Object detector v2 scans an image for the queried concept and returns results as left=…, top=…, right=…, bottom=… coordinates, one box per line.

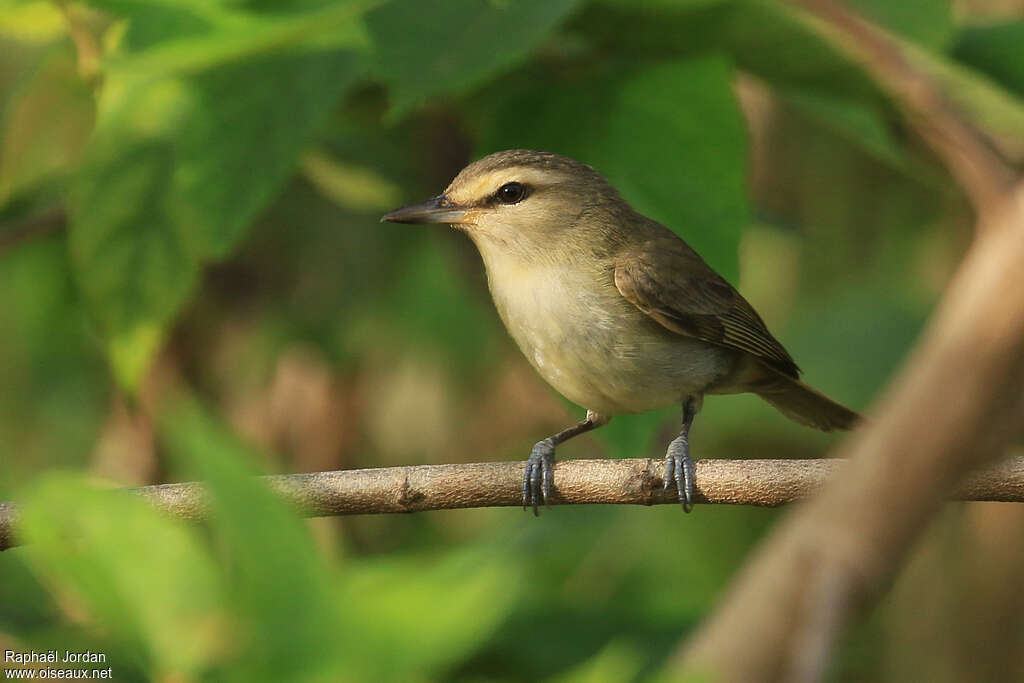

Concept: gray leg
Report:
left=664, top=396, right=701, bottom=512
left=524, top=410, right=610, bottom=516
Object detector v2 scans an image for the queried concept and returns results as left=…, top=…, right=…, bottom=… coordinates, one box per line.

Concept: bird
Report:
left=381, top=150, right=859, bottom=514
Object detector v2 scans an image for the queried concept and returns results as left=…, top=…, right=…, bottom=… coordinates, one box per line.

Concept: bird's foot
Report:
left=523, top=438, right=555, bottom=516
left=664, top=435, right=695, bottom=513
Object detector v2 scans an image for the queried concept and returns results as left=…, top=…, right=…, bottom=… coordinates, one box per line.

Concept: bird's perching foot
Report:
left=664, top=395, right=701, bottom=512
left=523, top=438, right=555, bottom=516
left=522, top=412, right=609, bottom=517
left=664, top=435, right=695, bottom=512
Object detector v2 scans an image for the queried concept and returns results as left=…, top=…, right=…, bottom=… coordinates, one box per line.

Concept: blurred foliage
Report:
left=1, top=0, right=1023, bottom=681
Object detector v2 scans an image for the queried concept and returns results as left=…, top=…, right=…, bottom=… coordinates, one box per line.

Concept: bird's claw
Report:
left=523, top=438, right=555, bottom=516
left=664, top=435, right=695, bottom=513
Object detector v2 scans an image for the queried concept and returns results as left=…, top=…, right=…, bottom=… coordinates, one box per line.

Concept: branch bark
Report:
left=2, top=457, right=1023, bottom=552
left=672, top=3, right=1024, bottom=679
left=676, top=205, right=1024, bottom=678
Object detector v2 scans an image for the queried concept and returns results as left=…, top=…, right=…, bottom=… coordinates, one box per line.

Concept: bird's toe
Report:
left=523, top=438, right=555, bottom=516
left=665, top=436, right=696, bottom=513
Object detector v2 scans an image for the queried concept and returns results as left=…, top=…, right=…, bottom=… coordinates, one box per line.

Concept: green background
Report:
left=1, top=0, right=1022, bottom=680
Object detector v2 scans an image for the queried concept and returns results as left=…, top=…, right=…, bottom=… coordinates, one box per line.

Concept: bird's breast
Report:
left=479, top=255, right=734, bottom=414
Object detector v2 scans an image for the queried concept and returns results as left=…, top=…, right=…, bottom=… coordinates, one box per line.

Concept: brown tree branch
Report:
left=668, top=2, right=1024, bottom=678
left=678, top=60, right=1024, bottom=683
left=2, top=456, right=1022, bottom=552
left=676, top=190, right=1024, bottom=680
left=798, top=0, right=1019, bottom=224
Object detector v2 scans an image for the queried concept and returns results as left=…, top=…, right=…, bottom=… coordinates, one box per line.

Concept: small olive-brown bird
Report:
left=382, top=150, right=858, bottom=514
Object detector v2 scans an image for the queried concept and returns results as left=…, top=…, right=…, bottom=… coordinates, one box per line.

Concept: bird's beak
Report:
left=380, top=195, right=471, bottom=225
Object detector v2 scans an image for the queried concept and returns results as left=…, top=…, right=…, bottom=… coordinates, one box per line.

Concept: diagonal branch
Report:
left=673, top=3, right=1024, bottom=678
left=798, top=0, right=1019, bottom=224
left=676, top=186, right=1024, bottom=681
left=2, top=456, right=1022, bottom=552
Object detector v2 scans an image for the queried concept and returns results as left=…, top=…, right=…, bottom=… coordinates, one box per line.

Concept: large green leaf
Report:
left=572, top=1, right=916, bottom=176
left=574, top=0, right=915, bottom=183
left=82, top=0, right=368, bottom=56
left=366, top=0, right=583, bottom=115
left=0, top=238, right=109, bottom=491
left=577, top=0, right=1024, bottom=179
left=159, top=397, right=523, bottom=681
left=159, top=398, right=347, bottom=682
left=775, top=89, right=909, bottom=172
left=100, top=2, right=373, bottom=81
left=17, top=473, right=226, bottom=678
left=580, top=0, right=888, bottom=105
left=68, top=5, right=371, bottom=391
left=0, top=45, right=93, bottom=208
left=479, top=56, right=749, bottom=280
left=952, top=21, right=1024, bottom=99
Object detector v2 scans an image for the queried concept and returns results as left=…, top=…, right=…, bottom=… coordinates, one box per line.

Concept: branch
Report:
left=799, top=0, right=1019, bottom=223
left=667, top=1, right=1024, bottom=676
left=675, top=185, right=1024, bottom=682
left=2, top=457, right=1023, bottom=551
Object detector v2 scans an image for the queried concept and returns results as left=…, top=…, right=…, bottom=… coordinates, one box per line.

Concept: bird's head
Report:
left=381, top=150, right=628, bottom=260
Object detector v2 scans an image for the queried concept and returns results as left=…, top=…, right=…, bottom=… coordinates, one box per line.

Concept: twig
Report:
left=2, top=457, right=1022, bottom=551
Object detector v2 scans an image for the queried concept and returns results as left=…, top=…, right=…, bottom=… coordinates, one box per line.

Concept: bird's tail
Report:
left=750, top=369, right=860, bottom=432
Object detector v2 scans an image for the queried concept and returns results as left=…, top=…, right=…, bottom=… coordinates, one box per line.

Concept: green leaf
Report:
left=577, top=0, right=1024, bottom=177
left=576, top=0, right=903, bottom=175
left=69, top=31, right=366, bottom=391
left=0, top=2, right=67, bottom=44
left=778, top=89, right=907, bottom=170
left=953, top=21, right=1024, bottom=99
left=581, top=0, right=888, bottom=105
left=0, top=238, right=109, bottom=491
left=844, top=0, right=953, bottom=50
left=83, top=0, right=374, bottom=57
left=17, top=473, right=226, bottom=678
left=551, top=640, right=646, bottom=683
left=86, top=0, right=218, bottom=51
left=69, top=131, right=197, bottom=391
left=159, top=398, right=347, bottom=682
left=160, top=397, right=524, bottom=680
left=338, top=550, right=523, bottom=679
left=366, top=0, right=583, bottom=115
left=480, top=56, right=749, bottom=280
left=101, top=2, right=374, bottom=81
left=0, top=46, right=94, bottom=207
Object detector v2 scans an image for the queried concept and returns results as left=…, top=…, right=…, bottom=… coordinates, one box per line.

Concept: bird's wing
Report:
left=614, top=238, right=800, bottom=378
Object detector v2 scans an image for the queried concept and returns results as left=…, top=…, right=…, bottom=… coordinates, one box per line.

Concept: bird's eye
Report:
left=496, top=182, right=526, bottom=204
